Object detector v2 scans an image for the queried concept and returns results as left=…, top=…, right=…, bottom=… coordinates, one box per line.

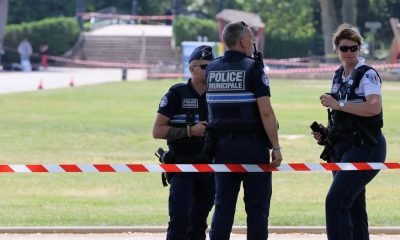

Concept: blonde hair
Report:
left=332, top=23, right=363, bottom=49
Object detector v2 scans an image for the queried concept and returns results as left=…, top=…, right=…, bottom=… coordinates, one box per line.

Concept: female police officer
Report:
left=313, top=24, right=386, bottom=240
left=153, top=45, right=215, bottom=240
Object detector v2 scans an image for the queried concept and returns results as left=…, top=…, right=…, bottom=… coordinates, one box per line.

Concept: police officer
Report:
left=152, top=45, right=215, bottom=240
left=206, top=21, right=282, bottom=240
left=313, top=24, right=386, bottom=240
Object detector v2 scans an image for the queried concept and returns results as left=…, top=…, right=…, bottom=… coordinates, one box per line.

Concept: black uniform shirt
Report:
left=157, top=79, right=206, bottom=154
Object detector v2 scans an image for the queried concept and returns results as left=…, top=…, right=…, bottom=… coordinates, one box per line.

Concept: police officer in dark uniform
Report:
left=152, top=45, right=215, bottom=240
left=206, top=21, right=282, bottom=240
left=313, top=24, right=386, bottom=240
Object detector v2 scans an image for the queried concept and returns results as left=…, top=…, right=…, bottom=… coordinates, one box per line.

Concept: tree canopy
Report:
left=5, top=0, right=400, bottom=57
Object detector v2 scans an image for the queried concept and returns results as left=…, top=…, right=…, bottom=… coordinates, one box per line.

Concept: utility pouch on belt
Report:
left=155, top=148, right=174, bottom=187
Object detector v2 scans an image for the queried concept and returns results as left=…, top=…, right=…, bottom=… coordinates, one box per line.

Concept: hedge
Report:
left=3, top=17, right=79, bottom=63
left=173, top=16, right=219, bottom=48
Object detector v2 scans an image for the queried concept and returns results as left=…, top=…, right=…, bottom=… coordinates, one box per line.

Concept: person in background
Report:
left=17, top=38, right=33, bottom=72
left=40, top=44, right=49, bottom=70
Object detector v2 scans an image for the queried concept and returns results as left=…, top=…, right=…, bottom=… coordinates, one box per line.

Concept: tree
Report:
left=0, top=0, right=8, bottom=57
left=341, top=0, right=357, bottom=25
left=319, top=0, right=339, bottom=55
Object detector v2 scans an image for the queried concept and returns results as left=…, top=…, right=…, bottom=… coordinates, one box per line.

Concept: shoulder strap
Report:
left=349, top=65, right=380, bottom=91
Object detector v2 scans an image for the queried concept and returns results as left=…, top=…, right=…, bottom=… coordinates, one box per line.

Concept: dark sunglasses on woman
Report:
left=339, top=45, right=359, bottom=52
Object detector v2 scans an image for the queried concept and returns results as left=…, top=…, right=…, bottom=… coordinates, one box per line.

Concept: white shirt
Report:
left=341, top=57, right=382, bottom=97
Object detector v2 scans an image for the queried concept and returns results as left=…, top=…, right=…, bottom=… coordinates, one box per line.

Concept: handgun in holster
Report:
left=155, top=148, right=174, bottom=187
left=197, top=126, right=217, bottom=163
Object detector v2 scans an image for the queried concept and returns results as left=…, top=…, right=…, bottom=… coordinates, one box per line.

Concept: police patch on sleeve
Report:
left=365, top=73, right=380, bottom=85
left=159, top=95, right=168, bottom=108
left=262, top=74, right=270, bottom=87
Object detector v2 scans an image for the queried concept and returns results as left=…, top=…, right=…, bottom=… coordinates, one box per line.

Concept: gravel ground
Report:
left=1, top=233, right=400, bottom=240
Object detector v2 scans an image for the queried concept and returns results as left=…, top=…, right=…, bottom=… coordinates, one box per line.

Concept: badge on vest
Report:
left=182, top=98, right=198, bottom=108
left=262, top=73, right=269, bottom=87
left=207, top=70, right=246, bottom=91
left=331, top=84, right=340, bottom=93
left=366, top=73, right=379, bottom=85
left=159, top=96, right=168, bottom=108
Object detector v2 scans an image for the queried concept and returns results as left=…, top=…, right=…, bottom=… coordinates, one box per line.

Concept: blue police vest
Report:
left=205, top=55, right=263, bottom=132
left=167, top=82, right=205, bottom=155
left=330, top=65, right=383, bottom=134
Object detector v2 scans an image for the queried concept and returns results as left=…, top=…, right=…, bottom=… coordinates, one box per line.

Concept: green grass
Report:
left=0, top=79, right=399, bottom=226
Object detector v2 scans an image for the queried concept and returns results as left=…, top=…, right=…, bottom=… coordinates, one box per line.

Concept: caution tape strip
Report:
left=0, top=163, right=399, bottom=173
left=46, top=56, right=158, bottom=69
left=78, top=12, right=175, bottom=21
left=267, top=63, right=400, bottom=74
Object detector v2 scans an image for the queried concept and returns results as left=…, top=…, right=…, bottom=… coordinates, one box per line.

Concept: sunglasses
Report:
left=240, top=21, right=249, bottom=36
left=339, top=45, right=359, bottom=52
left=193, top=64, right=208, bottom=70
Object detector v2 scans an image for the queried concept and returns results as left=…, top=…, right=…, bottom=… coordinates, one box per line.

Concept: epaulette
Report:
left=169, top=82, right=186, bottom=91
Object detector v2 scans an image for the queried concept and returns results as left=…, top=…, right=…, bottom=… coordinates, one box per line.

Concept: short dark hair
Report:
left=332, top=23, right=363, bottom=48
left=222, top=21, right=247, bottom=48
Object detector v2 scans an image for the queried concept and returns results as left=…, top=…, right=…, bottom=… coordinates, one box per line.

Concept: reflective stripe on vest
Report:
left=170, top=114, right=200, bottom=124
left=206, top=92, right=256, bottom=103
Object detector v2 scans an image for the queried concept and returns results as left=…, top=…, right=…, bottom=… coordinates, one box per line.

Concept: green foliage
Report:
left=185, top=0, right=322, bottom=58
left=173, top=16, right=219, bottom=47
left=242, top=0, right=321, bottom=58
left=5, top=0, right=399, bottom=58
left=361, top=0, right=400, bottom=47
left=3, top=17, right=80, bottom=63
left=7, top=0, right=172, bottom=24
left=8, top=0, right=75, bottom=24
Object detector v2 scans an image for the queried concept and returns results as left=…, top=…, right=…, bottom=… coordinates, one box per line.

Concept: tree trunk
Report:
left=0, top=0, right=8, bottom=56
left=341, top=0, right=357, bottom=25
left=319, top=0, right=339, bottom=55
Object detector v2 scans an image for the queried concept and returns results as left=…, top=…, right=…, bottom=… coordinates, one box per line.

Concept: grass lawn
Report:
left=0, top=79, right=399, bottom=226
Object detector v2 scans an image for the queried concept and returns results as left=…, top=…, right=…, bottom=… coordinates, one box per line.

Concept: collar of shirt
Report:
left=222, top=50, right=247, bottom=62
left=187, top=78, right=202, bottom=98
left=342, top=57, right=366, bottom=82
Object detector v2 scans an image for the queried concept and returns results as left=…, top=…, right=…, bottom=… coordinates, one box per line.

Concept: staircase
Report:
left=67, top=25, right=178, bottom=66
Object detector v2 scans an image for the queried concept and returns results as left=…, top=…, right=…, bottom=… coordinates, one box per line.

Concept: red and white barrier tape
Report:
left=148, top=72, right=184, bottom=78
left=267, top=63, right=400, bottom=74
left=47, top=56, right=157, bottom=69
left=47, top=56, right=399, bottom=75
left=78, top=12, right=175, bottom=21
left=264, top=59, right=311, bottom=67
left=0, top=163, right=399, bottom=173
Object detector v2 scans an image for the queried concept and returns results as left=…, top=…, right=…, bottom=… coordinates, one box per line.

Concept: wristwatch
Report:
left=338, top=100, right=345, bottom=110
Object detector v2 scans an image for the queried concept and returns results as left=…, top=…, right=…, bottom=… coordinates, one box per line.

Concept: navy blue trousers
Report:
left=326, top=134, right=386, bottom=240
left=210, top=133, right=272, bottom=240
left=166, top=173, right=215, bottom=240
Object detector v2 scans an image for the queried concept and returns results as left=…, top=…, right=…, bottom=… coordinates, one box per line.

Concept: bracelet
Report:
left=272, top=146, right=281, bottom=151
left=186, top=125, right=192, bottom=137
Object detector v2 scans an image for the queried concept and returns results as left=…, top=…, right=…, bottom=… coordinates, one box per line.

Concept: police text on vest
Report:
left=207, top=71, right=246, bottom=91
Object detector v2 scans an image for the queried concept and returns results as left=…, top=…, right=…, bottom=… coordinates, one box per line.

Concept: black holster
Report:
left=197, top=126, right=217, bottom=163
left=320, top=145, right=333, bottom=162
left=155, top=148, right=175, bottom=187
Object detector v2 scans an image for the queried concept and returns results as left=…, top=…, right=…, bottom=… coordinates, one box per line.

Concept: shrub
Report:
left=3, top=17, right=80, bottom=63
left=173, top=16, right=218, bottom=48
